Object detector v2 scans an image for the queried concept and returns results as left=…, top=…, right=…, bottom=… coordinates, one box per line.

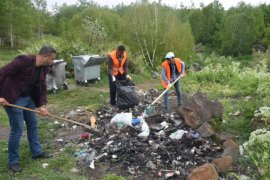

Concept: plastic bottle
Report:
left=90, top=116, right=97, bottom=128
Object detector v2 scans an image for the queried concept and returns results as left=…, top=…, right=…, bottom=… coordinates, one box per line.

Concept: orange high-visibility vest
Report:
left=162, top=58, right=184, bottom=88
left=108, top=50, right=127, bottom=76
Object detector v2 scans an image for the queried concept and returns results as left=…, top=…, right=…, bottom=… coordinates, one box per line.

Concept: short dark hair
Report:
left=39, top=45, right=56, bottom=55
left=117, top=45, right=125, bottom=51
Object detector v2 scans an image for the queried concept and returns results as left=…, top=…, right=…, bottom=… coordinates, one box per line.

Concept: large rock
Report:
left=212, top=156, right=233, bottom=172
left=215, top=132, right=236, bottom=142
left=197, top=122, right=216, bottom=138
left=188, top=163, right=219, bottom=180
left=178, top=93, right=223, bottom=129
left=222, top=139, right=240, bottom=163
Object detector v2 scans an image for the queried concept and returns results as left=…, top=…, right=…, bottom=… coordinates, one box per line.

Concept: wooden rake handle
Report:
left=150, top=75, right=182, bottom=106
left=6, top=103, right=92, bottom=130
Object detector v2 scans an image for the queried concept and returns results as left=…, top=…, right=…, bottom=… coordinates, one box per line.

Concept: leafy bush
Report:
left=19, top=36, right=92, bottom=72
left=253, top=106, right=270, bottom=129
left=252, top=50, right=270, bottom=72
left=189, top=53, right=270, bottom=97
left=243, top=129, right=270, bottom=178
left=190, top=54, right=239, bottom=84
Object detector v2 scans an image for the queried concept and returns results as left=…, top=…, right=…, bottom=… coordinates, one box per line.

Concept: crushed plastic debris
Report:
left=42, top=163, right=49, bottom=168
left=169, top=130, right=188, bottom=140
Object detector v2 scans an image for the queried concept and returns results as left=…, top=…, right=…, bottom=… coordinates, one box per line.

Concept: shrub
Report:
left=19, top=36, right=92, bottom=72
left=243, top=129, right=270, bottom=178
left=251, top=50, right=270, bottom=71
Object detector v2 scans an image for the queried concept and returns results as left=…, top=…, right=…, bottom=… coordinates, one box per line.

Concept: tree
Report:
left=65, top=6, right=122, bottom=46
left=82, top=16, right=107, bottom=49
left=0, top=0, right=42, bottom=48
left=122, top=2, right=194, bottom=70
left=189, top=0, right=224, bottom=48
left=260, top=4, right=270, bottom=47
left=218, top=4, right=264, bottom=55
left=32, top=0, right=47, bottom=39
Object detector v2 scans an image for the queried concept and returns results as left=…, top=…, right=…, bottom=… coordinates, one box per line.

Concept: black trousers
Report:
left=108, top=73, right=126, bottom=105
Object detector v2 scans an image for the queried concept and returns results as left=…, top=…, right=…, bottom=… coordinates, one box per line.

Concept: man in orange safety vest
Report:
left=162, top=52, right=185, bottom=111
left=108, top=45, right=131, bottom=105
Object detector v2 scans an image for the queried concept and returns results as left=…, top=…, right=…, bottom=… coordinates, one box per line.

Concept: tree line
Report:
left=0, top=0, right=269, bottom=69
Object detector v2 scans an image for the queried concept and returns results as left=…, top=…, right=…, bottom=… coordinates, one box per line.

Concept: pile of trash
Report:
left=68, top=90, right=235, bottom=179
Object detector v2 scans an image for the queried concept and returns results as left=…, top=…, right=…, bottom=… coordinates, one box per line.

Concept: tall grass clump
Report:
left=189, top=52, right=270, bottom=97
left=189, top=54, right=240, bottom=85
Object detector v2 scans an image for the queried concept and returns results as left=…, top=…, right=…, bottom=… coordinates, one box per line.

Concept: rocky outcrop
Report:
left=178, top=93, right=223, bottom=129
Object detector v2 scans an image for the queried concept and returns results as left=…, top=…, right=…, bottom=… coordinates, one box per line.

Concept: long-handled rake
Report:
left=6, top=103, right=93, bottom=130
left=143, top=75, right=182, bottom=116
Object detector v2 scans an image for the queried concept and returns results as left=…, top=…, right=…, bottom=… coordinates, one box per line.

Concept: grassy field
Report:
left=0, top=49, right=269, bottom=179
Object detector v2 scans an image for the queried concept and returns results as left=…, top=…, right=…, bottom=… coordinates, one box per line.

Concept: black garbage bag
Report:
left=116, top=80, right=139, bottom=109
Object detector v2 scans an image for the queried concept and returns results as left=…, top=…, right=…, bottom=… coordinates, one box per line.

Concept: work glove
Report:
left=167, top=83, right=172, bottom=88
left=179, top=74, right=184, bottom=78
left=112, top=76, right=116, bottom=82
left=126, top=74, right=132, bottom=80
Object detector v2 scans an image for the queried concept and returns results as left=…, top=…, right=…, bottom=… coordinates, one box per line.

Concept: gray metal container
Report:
left=46, top=59, right=67, bottom=93
left=72, top=55, right=107, bottom=84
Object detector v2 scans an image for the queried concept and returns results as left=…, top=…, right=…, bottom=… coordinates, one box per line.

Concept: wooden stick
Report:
left=148, top=75, right=182, bottom=107
left=6, top=103, right=93, bottom=130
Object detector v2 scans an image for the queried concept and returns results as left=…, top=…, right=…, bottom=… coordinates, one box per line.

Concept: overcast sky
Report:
left=46, top=0, right=270, bottom=11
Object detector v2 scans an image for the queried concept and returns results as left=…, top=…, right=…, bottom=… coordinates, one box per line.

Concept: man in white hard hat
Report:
left=161, top=52, right=185, bottom=111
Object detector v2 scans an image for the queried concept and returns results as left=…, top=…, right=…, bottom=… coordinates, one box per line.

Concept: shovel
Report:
left=143, top=75, right=182, bottom=116
left=6, top=103, right=93, bottom=130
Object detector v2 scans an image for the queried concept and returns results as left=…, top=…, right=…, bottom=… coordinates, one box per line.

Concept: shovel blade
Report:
left=144, top=105, right=155, bottom=116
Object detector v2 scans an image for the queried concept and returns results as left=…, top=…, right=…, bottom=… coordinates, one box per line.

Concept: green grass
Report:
left=0, top=48, right=19, bottom=66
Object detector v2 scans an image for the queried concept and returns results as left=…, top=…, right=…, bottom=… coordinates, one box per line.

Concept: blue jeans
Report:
left=163, top=80, right=182, bottom=110
left=5, top=97, right=43, bottom=165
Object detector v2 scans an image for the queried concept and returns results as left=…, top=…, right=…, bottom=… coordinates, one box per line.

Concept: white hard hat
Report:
left=165, top=52, right=174, bottom=59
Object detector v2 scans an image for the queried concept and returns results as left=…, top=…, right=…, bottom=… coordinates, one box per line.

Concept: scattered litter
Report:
left=189, top=128, right=200, bottom=139
left=72, top=125, right=77, bottom=129
left=110, top=112, right=133, bottom=126
left=74, top=148, right=96, bottom=169
left=70, top=167, right=79, bottom=173
left=89, top=161, right=95, bottom=169
left=169, top=130, right=188, bottom=140
left=137, top=118, right=150, bottom=138
left=164, top=170, right=180, bottom=179
left=42, top=163, right=49, bottom=168
left=51, top=88, right=247, bottom=179
left=81, top=133, right=90, bottom=139
left=90, top=116, right=97, bottom=128
left=95, top=153, right=108, bottom=161
left=111, top=113, right=150, bottom=138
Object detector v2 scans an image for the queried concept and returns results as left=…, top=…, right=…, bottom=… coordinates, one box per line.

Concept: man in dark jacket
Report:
left=0, top=45, right=56, bottom=173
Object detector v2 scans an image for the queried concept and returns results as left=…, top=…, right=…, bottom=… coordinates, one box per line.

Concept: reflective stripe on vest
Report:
left=108, top=50, right=127, bottom=76
left=162, top=58, right=182, bottom=88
